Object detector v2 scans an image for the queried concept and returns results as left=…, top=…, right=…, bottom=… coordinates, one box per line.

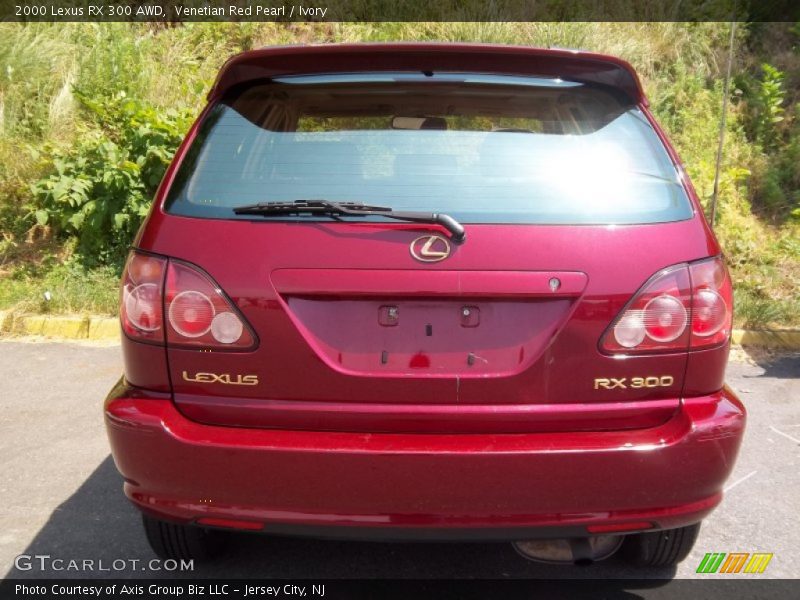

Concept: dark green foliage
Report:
left=30, top=94, right=191, bottom=269
left=736, top=62, right=800, bottom=222
left=752, top=63, right=786, bottom=150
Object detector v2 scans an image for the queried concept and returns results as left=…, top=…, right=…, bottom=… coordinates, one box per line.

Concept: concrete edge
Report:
left=0, top=310, right=119, bottom=341
left=730, top=329, right=800, bottom=350
left=0, top=310, right=799, bottom=349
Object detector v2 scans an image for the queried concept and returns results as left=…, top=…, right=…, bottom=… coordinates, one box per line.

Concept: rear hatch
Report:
left=143, top=46, right=708, bottom=433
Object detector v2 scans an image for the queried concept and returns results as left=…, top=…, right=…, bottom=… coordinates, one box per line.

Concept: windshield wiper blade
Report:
left=233, top=200, right=466, bottom=242
left=233, top=200, right=391, bottom=215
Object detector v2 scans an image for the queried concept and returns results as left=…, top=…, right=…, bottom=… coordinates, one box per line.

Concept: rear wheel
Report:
left=622, top=523, right=701, bottom=567
left=142, top=514, right=224, bottom=561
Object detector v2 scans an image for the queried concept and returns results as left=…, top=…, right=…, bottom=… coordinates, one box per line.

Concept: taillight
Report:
left=689, top=257, right=733, bottom=349
left=120, top=250, right=255, bottom=350
left=165, top=260, right=255, bottom=350
left=121, top=252, right=167, bottom=344
left=642, top=294, right=688, bottom=342
left=600, top=257, right=732, bottom=354
left=168, top=290, right=215, bottom=338
left=602, top=264, right=692, bottom=354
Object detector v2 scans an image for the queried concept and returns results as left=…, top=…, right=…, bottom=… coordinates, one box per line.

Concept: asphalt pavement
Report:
left=0, top=340, right=797, bottom=582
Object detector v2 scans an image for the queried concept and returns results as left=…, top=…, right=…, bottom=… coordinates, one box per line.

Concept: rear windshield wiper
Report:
left=232, top=200, right=466, bottom=242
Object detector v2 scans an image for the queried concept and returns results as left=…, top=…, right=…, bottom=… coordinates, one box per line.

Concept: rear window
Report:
left=165, top=73, right=693, bottom=224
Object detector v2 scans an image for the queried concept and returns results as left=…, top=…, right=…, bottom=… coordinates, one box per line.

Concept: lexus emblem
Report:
left=410, top=235, right=451, bottom=262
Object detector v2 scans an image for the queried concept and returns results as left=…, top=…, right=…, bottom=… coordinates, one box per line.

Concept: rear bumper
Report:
left=105, top=382, right=745, bottom=540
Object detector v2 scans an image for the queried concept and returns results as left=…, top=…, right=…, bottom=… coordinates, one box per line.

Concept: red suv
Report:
left=105, top=44, right=745, bottom=567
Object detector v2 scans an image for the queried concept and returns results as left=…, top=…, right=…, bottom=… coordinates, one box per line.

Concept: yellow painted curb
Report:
left=1, top=312, right=119, bottom=340
left=0, top=310, right=14, bottom=333
left=88, top=317, right=121, bottom=340
left=731, top=329, right=800, bottom=350
left=14, top=314, right=90, bottom=338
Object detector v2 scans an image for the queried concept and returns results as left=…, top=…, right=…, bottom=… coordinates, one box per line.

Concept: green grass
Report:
left=0, top=262, right=118, bottom=315
left=736, top=291, right=799, bottom=329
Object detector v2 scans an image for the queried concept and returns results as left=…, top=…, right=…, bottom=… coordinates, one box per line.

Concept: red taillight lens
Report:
left=601, top=257, right=733, bottom=354
left=643, top=294, right=688, bottom=342
left=689, top=257, right=733, bottom=349
left=692, top=289, right=726, bottom=336
left=165, top=260, right=255, bottom=350
left=125, top=284, right=162, bottom=332
left=168, top=290, right=215, bottom=338
left=120, top=252, right=167, bottom=343
left=602, top=264, right=692, bottom=354
left=120, top=251, right=256, bottom=350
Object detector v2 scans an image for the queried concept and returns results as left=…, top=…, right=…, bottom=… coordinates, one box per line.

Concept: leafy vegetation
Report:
left=0, top=22, right=798, bottom=327
left=30, top=93, right=191, bottom=267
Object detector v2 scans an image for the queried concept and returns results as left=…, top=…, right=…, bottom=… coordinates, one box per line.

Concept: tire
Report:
left=142, top=514, right=224, bottom=561
left=622, top=523, right=701, bottom=568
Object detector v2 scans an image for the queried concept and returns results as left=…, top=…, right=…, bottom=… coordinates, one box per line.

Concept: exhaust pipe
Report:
left=568, top=537, right=595, bottom=566
left=512, top=535, right=623, bottom=565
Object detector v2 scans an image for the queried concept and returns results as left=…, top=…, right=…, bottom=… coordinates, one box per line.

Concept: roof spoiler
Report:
left=207, top=43, right=648, bottom=106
